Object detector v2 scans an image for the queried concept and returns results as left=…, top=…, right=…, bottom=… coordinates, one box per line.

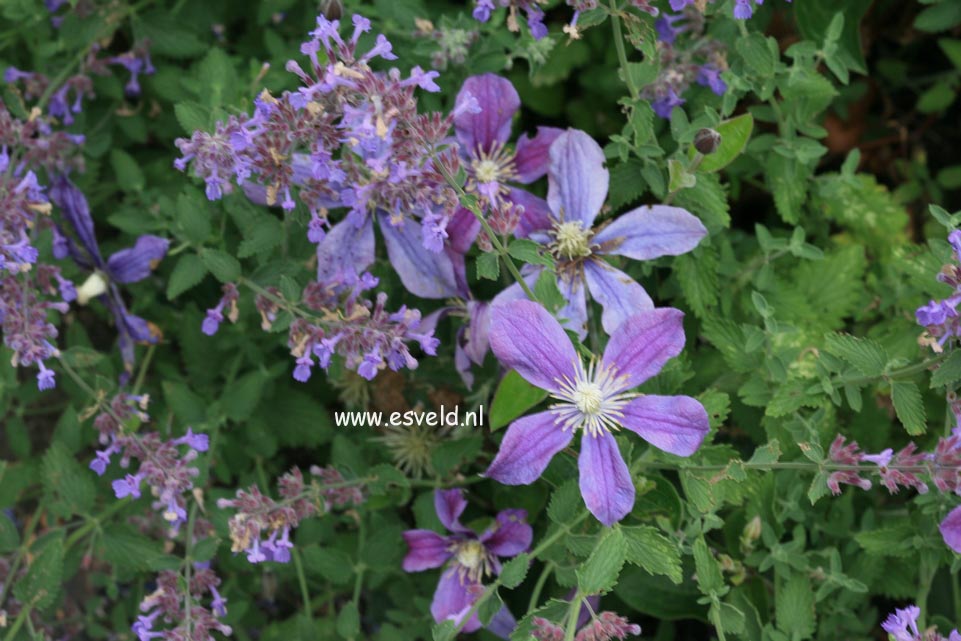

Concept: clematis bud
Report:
left=319, top=0, right=342, bottom=19
left=693, top=127, right=722, bottom=155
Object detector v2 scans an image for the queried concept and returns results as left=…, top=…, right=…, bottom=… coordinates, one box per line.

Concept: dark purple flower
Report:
left=49, top=175, right=168, bottom=380
left=696, top=64, right=727, bottom=95
left=402, top=489, right=532, bottom=632
left=484, top=300, right=709, bottom=525
left=651, top=88, right=685, bottom=119
left=495, top=129, right=707, bottom=337
left=452, top=74, right=562, bottom=242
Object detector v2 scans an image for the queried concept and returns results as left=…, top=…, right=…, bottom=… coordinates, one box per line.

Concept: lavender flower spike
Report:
left=402, top=489, right=532, bottom=632
left=484, top=300, right=709, bottom=525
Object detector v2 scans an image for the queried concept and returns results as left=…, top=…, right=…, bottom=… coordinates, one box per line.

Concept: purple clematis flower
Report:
left=421, top=299, right=491, bottom=388
left=402, top=489, right=532, bottom=632
left=49, top=175, right=168, bottom=381
left=484, top=300, right=709, bottom=525
left=941, top=505, right=961, bottom=554
left=451, top=74, right=563, bottom=241
left=495, top=129, right=707, bottom=337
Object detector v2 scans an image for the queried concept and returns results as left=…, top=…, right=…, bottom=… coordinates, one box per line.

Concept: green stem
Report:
left=0, top=510, right=42, bottom=609
left=609, top=1, right=638, bottom=100
left=64, top=498, right=131, bottom=551
left=433, top=161, right=537, bottom=301
left=527, top=561, right=555, bottom=614
left=563, top=590, right=584, bottom=641
left=183, top=501, right=199, bottom=639
left=839, top=354, right=945, bottom=387
left=2, top=602, right=33, bottom=641
left=293, top=548, right=314, bottom=622
left=132, top=343, right=156, bottom=395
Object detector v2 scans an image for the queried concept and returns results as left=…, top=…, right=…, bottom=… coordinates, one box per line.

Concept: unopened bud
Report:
left=319, top=0, right=343, bottom=20
left=742, top=515, right=762, bottom=547
left=693, top=128, right=722, bottom=155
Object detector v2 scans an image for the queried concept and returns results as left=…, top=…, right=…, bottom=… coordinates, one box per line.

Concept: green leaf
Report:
left=508, top=239, right=552, bottom=266
left=622, top=526, right=682, bottom=584
left=915, top=1, right=961, bottom=33
left=577, top=527, right=627, bottom=594
left=221, top=370, right=266, bottom=421
left=476, top=252, right=500, bottom=280
left=776, top=574, right=816, bottom=640
left=675, top=249, right=719, bottom=317
left=692, top=536, right=724, bottom=594
left=238, top=216, right=284, bottom=258
left=489, top=370, right=548, bottom=431
left=696, top=114, right=754, bottom=173
left=42, top=442, right=95, bottom=517
left=736, top=33, right=778, bottom=77
left=101, top=530, right=181, bottom=571
left=14, top=533, right=64, bottom=611
left=60, top=346, right=104, bottom=369
left=932, top=351, right=961, bottom=388
left=201, top=249, right=241, bottom=282
left=302, top=547, right=354, bottom=584
left=547, top=480, right=581, bottom=525
left=133, top=12, right=206, bottom=58
left=917, top=81, right=957, bottom=113
left=891, top=380, right=926, bottom=435
left=748, top=440, right=781, bottom=466
left=174, top=102, right=210, bottom=134
left=500, top=553, right=530, bottom=588
left=533, top=269, right=567, bottom=313
left=336, top=601, right=360, bottom=639
left=167, top=254, right=208, bottom=299
left=0, top=511, right=19, bottom=552
left=162, top=381, right=208, bottom=424
left=795, top=0, right=869, bottom=71
left=110, top=149, right=145, bottom=192
left=176, top=191, right=212, bottom=244
left=668, top=159, right=696, bottom=193
left=854, top=522, right=917, bottom=557
left=939, top=38, right=961, bottom=70
left=822, top=333, right=889, bottom=376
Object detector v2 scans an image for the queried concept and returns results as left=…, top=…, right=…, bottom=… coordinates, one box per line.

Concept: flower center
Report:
left=573, top=380, right=604, bottom=415
left=455, top=540, right=485, bottom=570
left=467, top=142, right=516, bottom=202
left=551, top=221, right=593, bottom=260
left=550, top=359, right=635, bottom=437
left=473, top=159, right=500, bottom=183
left=76, top=271, right=109, bottom=305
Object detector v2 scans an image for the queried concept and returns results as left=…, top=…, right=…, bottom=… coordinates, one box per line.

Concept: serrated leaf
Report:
left=932, top=350, right=961, bottom=388
left=547, top=480, right=581, bottom=525
left=174, top=102, right=210, bottom=134
left=61, top=346, right=104, bottom=369
left=891, top=380, right=926, bottom=435
left=489, top=370, right=548, bottom=431
left=336, top=601, right=360, bottom=638
left=14, top=533, right=64, bottom=611
left=622, top=526, right=682, bottom=584
left=201, top=249, right=241, bottom=282
left=101, top=530, right=181, bottom=571
left=42, top=442, right=95, bottom=517
left=692, top=536, right=724, bottom=594
left=854, top=522, right=917, bottom=557
left=167, top=254, right=208, bottom=299
left=776, top=574, right=816, bottom=640
left=500, top=553, right=530, bottom=588
left=110, top=149, right=145, bottom=192
left=477, top=252, right=500, bottom=280
left=577, top=528, right=626, bottom=594
left=823, top=333, right=888, bottom=376
left=302, top=547, right=354, bottom=584
left=0, top=511, right=20, bottom=552
left=508, top=239, right=552, bottom=266
left=238, top=217, right=284, bottom=258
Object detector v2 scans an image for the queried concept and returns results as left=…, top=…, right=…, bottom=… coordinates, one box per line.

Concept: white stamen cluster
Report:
left=551, top=359, right=634, bottom=437
left=451, top=539, right=494, bottom=583
left=550, top=221, right=594, bottom=260
left=469, top=141, right=516, bottom=188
